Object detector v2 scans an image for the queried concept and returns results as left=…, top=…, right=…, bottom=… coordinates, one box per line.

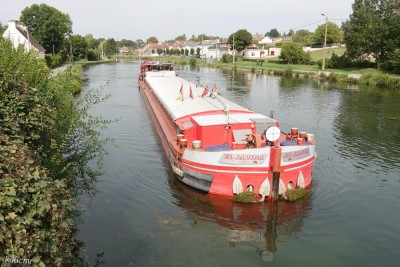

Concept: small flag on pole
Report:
left=212, top=83, right=217, bottom=94
left=211, top=83, right=217, bottom=98
left=201, top=85, right=209, bottom=97
left=176, top=84, right=184, bottom=101
left=189, top=86, right=193, bottom=99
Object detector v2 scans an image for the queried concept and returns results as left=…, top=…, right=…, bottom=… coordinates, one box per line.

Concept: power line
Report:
left=281, top=19, right=325, bottom=33
left=281, top=18, right=348, bottom=33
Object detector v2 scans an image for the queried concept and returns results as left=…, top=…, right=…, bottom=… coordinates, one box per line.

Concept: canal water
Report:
left=77, top=62, right=400, bottom=267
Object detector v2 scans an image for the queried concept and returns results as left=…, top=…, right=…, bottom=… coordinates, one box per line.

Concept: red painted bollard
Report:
left=271, top=145, right=282, bottom=202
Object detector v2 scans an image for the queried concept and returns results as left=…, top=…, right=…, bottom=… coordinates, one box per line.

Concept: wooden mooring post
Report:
left=271, top=145, right=282, bottom=202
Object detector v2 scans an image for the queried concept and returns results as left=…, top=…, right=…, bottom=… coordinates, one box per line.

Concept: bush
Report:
left=359, top=73, right=400, bottom=88
left=221, top=53, right=233, bottom=63
left=234, top=55, right=243, bottom=62
left=267, top=59, right=285, bottom=64
left=279, top=42, right=312, bottom=64
left=87, top=48, right=99, bottom=61
left=45, top=53, right=64, bottom=68
left=381, top=49, right=400, bottom=74
left=317, top=58, right=333, bottom=69
left=318, top=53, right=376, bottom=70
left=256, top=59, right=265, bottom=66
left=189, top=58, right=197, bottom=66
left=330, top=52, right=352, bottom=68
left=0, top=36, right=111, bottom=265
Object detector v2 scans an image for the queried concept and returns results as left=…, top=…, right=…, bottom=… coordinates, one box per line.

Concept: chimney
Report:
left=8, top=20, right=17, bottom=29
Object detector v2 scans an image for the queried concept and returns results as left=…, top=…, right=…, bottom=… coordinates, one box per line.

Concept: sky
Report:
left=1, top=0, right=354, bottom=41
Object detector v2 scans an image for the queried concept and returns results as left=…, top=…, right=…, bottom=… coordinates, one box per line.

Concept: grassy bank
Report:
left=208, top=60, right=400, bottom=88
left=106, top=47, right=400, bottom=88
left=50, top=64, right=83, bottom=94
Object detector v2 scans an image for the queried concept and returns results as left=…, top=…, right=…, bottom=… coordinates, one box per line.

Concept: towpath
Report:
left=50, top=64, right=70, bottom=77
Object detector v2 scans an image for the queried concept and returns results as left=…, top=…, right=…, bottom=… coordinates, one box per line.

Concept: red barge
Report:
left=138, top=61, right=316, bottom=200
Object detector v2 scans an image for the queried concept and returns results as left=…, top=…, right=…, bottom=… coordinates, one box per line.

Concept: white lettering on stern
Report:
left=282, top=147, right=310, bottom=162
left=219, top=153, right=267, bottom=165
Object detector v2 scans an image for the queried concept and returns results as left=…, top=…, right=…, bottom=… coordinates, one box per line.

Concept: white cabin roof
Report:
left=192, top=113, right=269, bottom=126
left=145, top=70, right=251, bottom=120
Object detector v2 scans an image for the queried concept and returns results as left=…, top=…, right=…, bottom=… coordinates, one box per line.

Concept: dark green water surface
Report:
left=77, top=62, right=400, bottom=267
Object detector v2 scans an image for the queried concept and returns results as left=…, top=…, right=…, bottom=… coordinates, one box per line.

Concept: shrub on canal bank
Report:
left=359, top=74, right=400, bottom=89
left=0, top=38, right=109, bottom=265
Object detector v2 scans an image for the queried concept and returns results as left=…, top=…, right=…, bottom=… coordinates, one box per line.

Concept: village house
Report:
left=258, top=36, right=274, bottom=47
left=199, top=39, right=219, bottom=59
left=242, top=45, right=282, bottom=59
left=140, top=43, right=169, bottom=56
left=241, top=33, right=295, bottom=59
left=119, top=46, right=130, bottom=55
left=2, top=20, right=45, bottom=59
left=207, top=41, right=229, bottom=60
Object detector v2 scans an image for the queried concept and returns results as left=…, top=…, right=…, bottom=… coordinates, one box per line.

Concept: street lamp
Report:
left=321, top=13, right=328, bottom=70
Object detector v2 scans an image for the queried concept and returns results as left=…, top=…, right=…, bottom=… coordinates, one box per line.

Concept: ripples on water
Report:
left=78, top=62, right=400, bottom=267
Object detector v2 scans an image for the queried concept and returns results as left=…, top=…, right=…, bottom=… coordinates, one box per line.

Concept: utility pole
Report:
left=101, top=42, right=104, bottom=61
left=27, top=27, right=31, bottom=51
left=70, top=43, right=73, bottom=63
left=232, top=33, right=235, bottom=63
left=321, top=13, right=328, bottom=70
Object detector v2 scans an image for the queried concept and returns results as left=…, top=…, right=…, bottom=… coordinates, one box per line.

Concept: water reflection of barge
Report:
left=138, top=61, right=316, bottom=199
left=171, top=179, right=311, bottom=262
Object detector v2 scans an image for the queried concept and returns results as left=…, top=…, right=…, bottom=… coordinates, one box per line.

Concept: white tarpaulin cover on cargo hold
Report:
left=145, top=71, right=251, bottom=120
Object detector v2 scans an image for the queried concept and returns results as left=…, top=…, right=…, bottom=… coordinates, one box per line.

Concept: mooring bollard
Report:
left=271, top=146, right=282, bottom=202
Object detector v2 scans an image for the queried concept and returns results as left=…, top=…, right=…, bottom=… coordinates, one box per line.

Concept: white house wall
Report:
left=2, top=21, right=45, bottom=59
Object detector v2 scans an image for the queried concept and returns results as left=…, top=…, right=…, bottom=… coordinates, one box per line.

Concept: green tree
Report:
left=68, top=34, right=88, bottom=60
left=279, top=42, right=311, bottom=64
left=314, top=21, right=343, bottom=44
left=228, top=29, right=252, bottom=52
left=342, top=0, right=400, bottom=67
left=146, top=36, right=158, bottom=44
left=196, top=47, right=201, bottom=57
left=0, top=22, right=6, bottom=35
left=193, top=34, right=218, bottom=42
left=103, top=38, right=117, bottom=56
left=136, top=39, right=145, bottom=47
left=175, top=34, right=187, bottom=41
left=292, top=29, right=314, bottom=46
left=84, top=34, right=100, bottom=49
left=119, top=39, right=137, bottom=49
left=87, top=48, right=98, bottom=61
left=20, top=3, right=72, bottom=54
left=382, top=48, right=400, bottom=74
left=266, top=28, right=280, bottom=38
